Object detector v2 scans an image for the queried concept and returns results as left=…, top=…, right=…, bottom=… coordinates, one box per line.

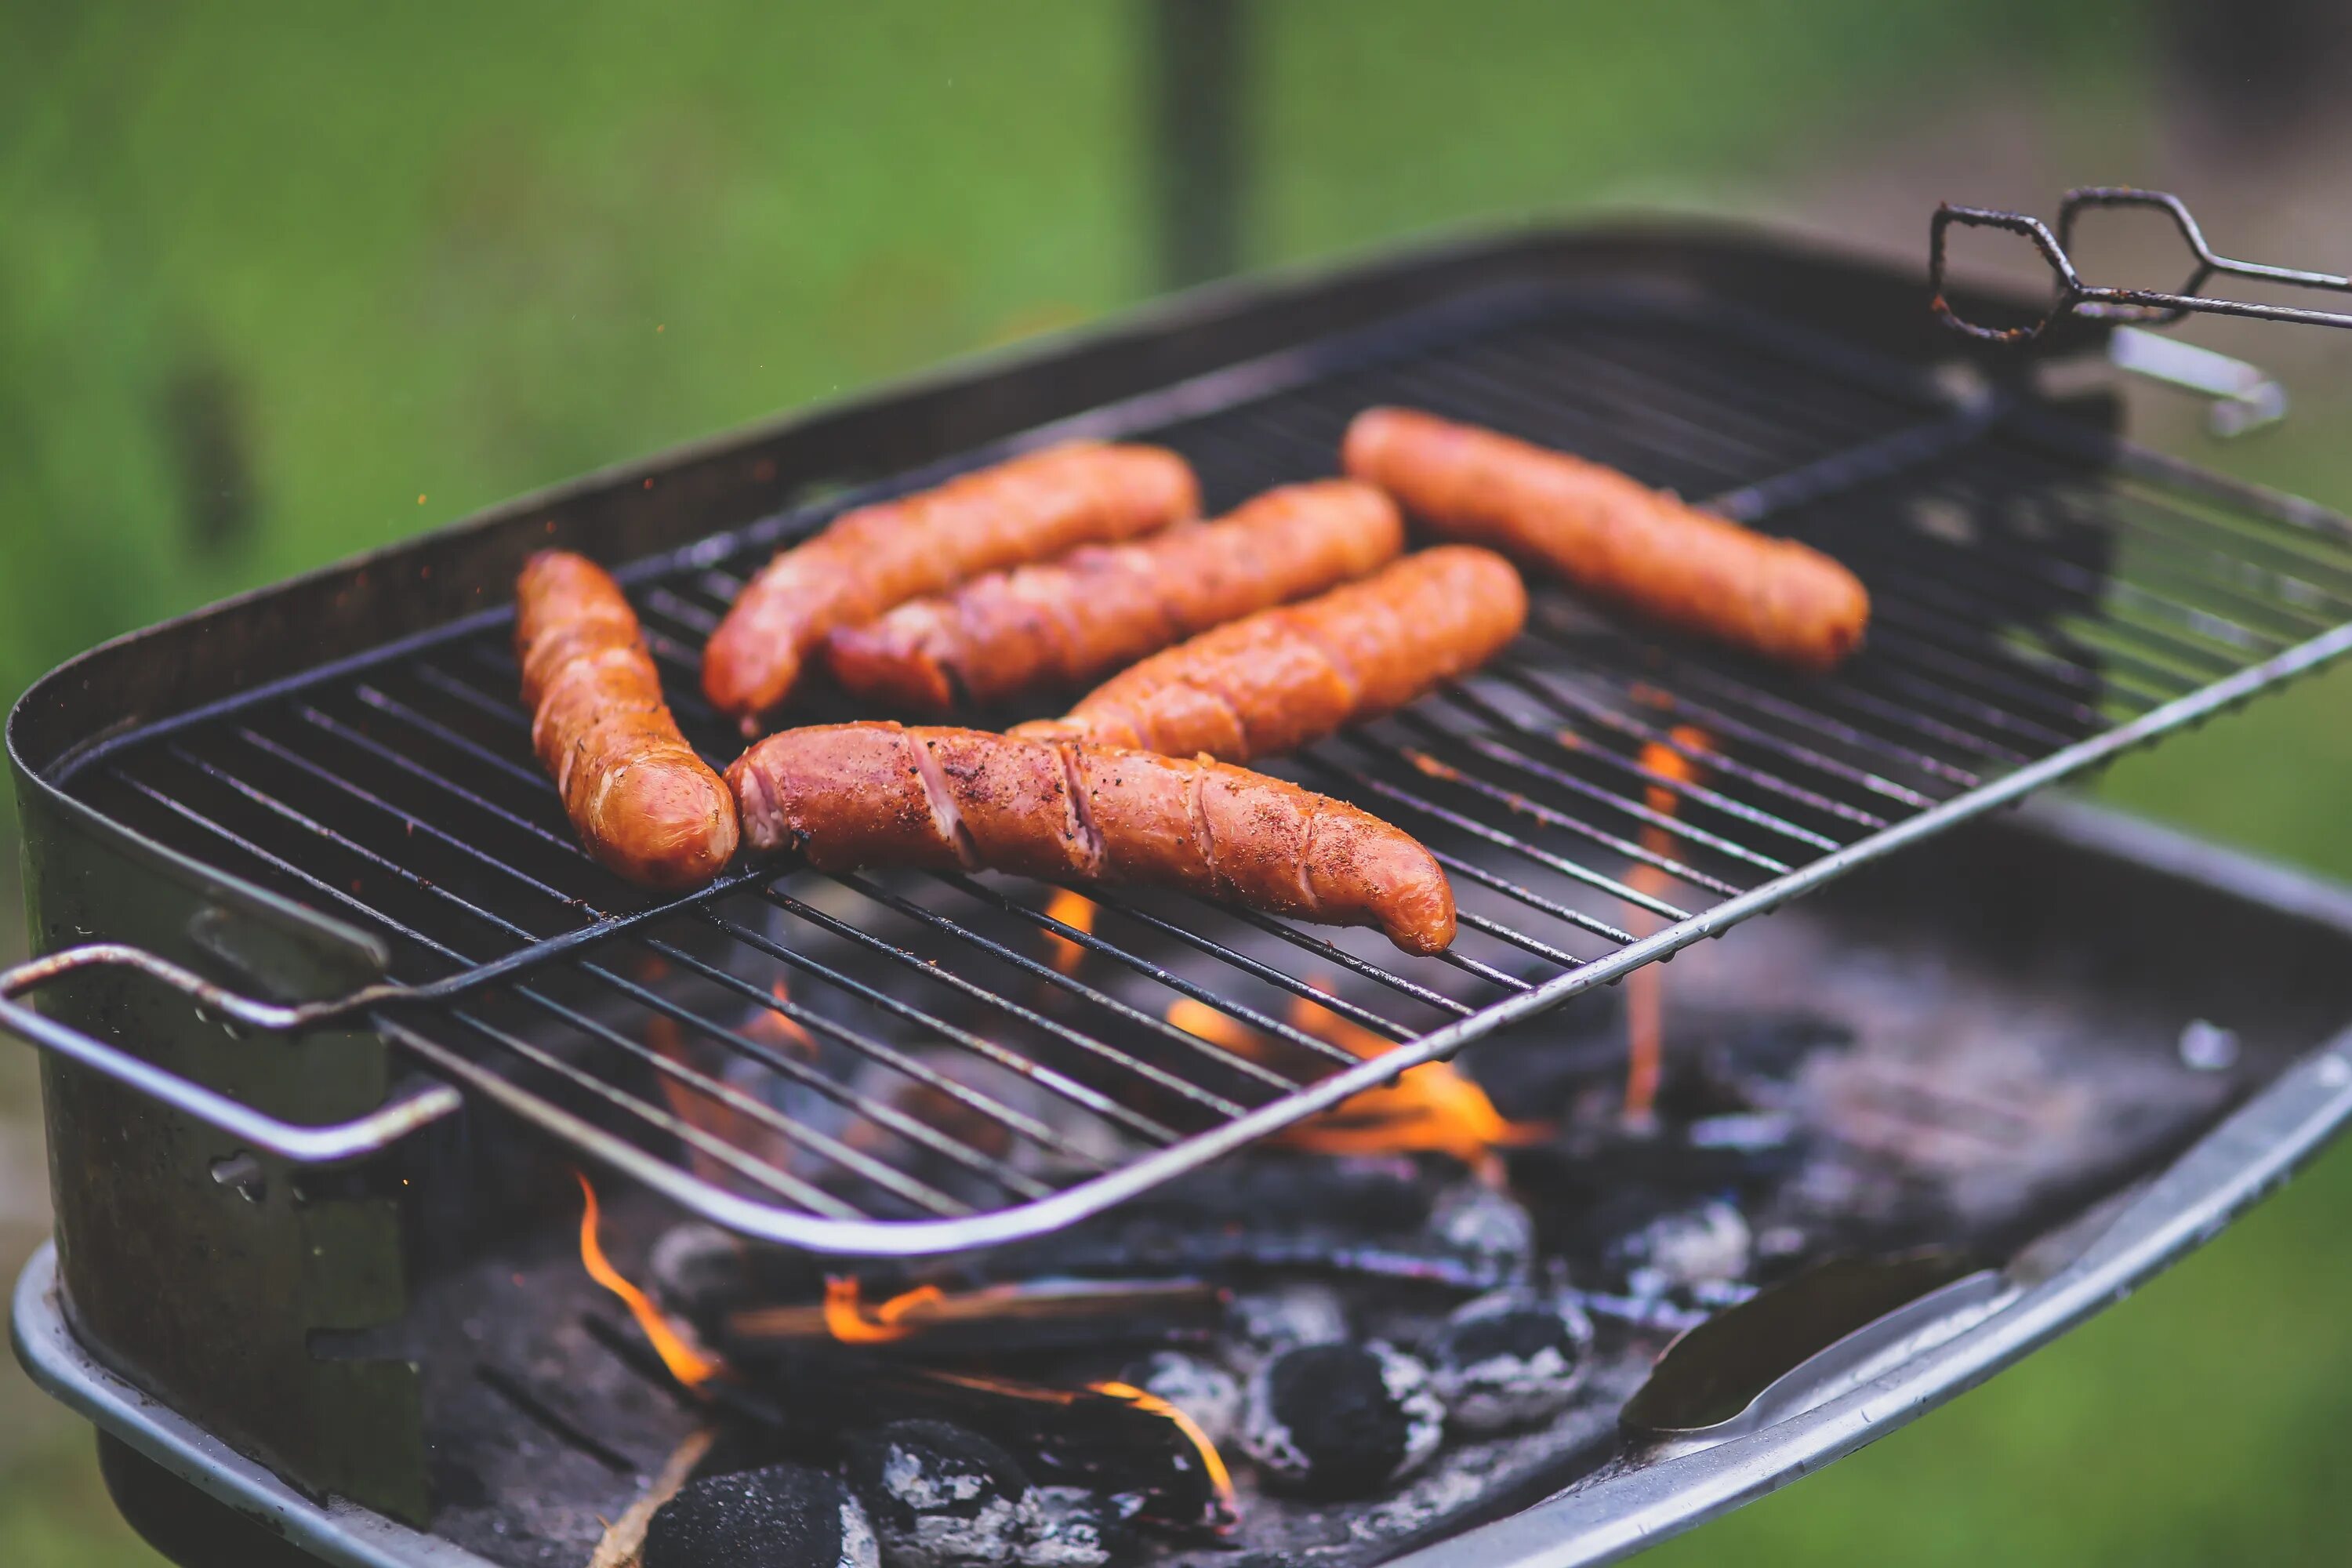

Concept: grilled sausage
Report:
left=516, top=551, right=739, bottom=890
left=1014, top=546, right=1526, bottom=764
left=1343, top=407, right=1869, bottom=673
left=702, top=442, right=1200, bottom=724
left=727, top=724, right=1457, bottom=954
left=822, top=480, right=1406, bottom=715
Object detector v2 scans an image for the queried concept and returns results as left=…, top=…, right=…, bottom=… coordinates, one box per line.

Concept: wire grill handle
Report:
left=0, top=945, right=461, bottom=1163
left=1931, top=187, right=2352, bottom=346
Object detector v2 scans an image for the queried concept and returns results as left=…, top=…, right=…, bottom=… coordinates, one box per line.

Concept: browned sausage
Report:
left=821, top=480, right=1405, bottom=715
left=516, top=552, right=739, bottom=891
left=702, top=442, right=1199, bottom=724
left=1343, top=407, right=1869, bottom=673
left=1013, top=546, right=1526, bottom=764
left=726, top=723, right=1456, bottom=955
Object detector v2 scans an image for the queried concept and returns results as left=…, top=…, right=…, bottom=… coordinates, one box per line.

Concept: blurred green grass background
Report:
left=6, top=2, right=2352, bottom=1563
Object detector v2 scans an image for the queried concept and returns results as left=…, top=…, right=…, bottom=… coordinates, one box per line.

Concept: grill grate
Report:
left=51, top=287, right=2352, bottom=1253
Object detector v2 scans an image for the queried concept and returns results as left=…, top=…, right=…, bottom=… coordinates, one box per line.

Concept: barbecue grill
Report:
left=11, top=217, right=2352, bottom=1568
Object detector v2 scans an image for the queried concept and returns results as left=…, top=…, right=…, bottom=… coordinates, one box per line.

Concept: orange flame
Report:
left=575, top=1171, right=723, bottom=1388
left=822, top=1277, right=950, bottom=1343
left=1166, top=997, right=1266, bottom=1056
left=1043, top=889, right=1098, bottom=976
left=1624, top=727, right=1711, bottom=1123
left=746, top=977, right=817, bottom=1057
left=1171, top=985, right=1545, bottom=1178
left=1091, top=1380, right=1239, bottom=1523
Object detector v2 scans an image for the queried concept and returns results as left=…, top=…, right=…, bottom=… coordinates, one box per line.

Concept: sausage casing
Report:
left=821, top=479, right=1404, bottom=714
left=1343, top=406, right=1869, bottom=673
left=1014, top=546, right=1525, bottom=764
left=726, top=723, right=1457, bottom=955
left=516, top=551, right=739, bottom=890
left=702, top=442, right=1199, bottom=723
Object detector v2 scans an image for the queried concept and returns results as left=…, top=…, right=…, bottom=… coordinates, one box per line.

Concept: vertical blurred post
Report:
left=1147, top=0, right=1250, bottom=290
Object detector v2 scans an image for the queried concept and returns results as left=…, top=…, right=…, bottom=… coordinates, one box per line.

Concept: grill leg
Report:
left=95, top=1432, right=334, bottom=1568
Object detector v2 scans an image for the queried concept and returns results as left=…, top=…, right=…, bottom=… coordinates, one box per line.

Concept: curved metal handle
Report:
left=1930, top=187, right=2352, bottom=347
left=0, top=946, right=462, bottom=1163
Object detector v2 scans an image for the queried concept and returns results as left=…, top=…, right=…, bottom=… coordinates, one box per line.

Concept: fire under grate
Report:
left=41, top=285, right=2352, bottom=1254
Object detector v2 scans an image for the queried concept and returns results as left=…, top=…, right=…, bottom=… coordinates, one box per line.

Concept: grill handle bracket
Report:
left=1931, top=187, right=2352, bottom=346
left=0, top=945, right=460, bottom=1163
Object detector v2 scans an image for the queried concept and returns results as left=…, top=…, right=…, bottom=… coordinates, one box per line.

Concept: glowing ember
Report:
left=1091, top=1380, right=1239, bottom=1522
left=574, top=1171, right=724, bottom=1388
left=1624, top=726, right=1711, bottom=1124
left=821, top=1276, right=951, bottom=1343
left=1043, top=888, right=1098, bottom=975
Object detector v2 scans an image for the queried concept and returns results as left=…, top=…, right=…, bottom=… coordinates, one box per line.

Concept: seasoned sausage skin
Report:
left=516, top=551, right=739, bottom=891
left=822, top=479, right=1405, bottom=714
left=702, top=442, right=1199, bottom=724
left=1343, top=407, right=1869, bottom=673
left=726, top=723, right=1457, bottom=955
left=1014, top=546, right=1526, bottom=764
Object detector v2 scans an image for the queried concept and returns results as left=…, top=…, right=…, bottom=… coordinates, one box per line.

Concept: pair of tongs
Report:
left=1931, top=187, right=2352, bottom=346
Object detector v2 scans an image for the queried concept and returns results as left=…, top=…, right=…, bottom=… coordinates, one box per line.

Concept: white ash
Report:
left=1241, top=1341, right=1446, bottom=1498
left=1223, top=1283, right=1350, bottom=1369
left=849, top=1421, right=1035, bottom=1568
left=1618, top=1200, right=1752, bottom=1297
left=1117, top=1350, right=1243, bottom=1448
left=1424, top=1289, right=1595, bottom=1435
left=847, top=1421, right=1119, bottom=1568
left=1018, top=1487, right=1121, bottom=1568
left=1427, top=1184, right=1537, bottom=1274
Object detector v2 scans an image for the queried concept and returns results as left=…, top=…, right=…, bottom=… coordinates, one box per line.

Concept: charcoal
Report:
left=1224, top=1284, right=1349, bottom=1366
left=1241, top=1343, right=1446, bottom=1499
left=644, top=1464, right=877, bottom=1568
left=1424, top=1290, right=1594, bottom=1435
left=1116, top=1351, right=1244, bottom=1449
left=1424, top=1184, right=1536, bottom=1279
left=848, top=1421, right=1038, bottom=1568
left=1610, top=1200, right=1753, bottom=1297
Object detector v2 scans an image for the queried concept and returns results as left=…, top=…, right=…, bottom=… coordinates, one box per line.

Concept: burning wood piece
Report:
left=1423, top=1290, right=1595, bottom=1435
left=641, top=1462, right=877, bottom=1568
left=845, top=1420, right=1128, bottom=1568
left=1113, top=1352, right=1243, bottom=1450
left=735, top=1360, right=1236, bottom=1533
left=972, top=1156, right=1524, bottom=1291
left=1240, top=1342, right=1446, bottom=1499
left=589, top=1428, right=717, bottom=1568
left=723, top=1277, right=1224, bottom=1359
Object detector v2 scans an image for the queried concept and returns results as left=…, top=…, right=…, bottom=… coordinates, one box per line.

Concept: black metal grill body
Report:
left=11, top=221, right=2352, bottom=1524
left=19, top=797, right=2352, bottom=1568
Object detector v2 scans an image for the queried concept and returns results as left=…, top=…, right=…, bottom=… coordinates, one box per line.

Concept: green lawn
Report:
left=9, top=3, right=2352, bottom=1564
